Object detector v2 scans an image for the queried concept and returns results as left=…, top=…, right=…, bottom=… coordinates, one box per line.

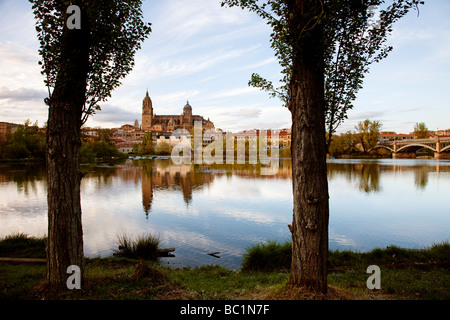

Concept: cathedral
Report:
left=142, top=90, right=214, bottom=132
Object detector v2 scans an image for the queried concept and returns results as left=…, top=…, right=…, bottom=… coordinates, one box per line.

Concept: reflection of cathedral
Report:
left=109, top=160, right=292, bottom=217
left=142, top=90, right=214, bottom=132
left=141, top=161, right=214, bottom=216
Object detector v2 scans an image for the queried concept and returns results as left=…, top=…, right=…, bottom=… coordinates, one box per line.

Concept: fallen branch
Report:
left=207, top=252, right=221, bottom=258
left=0, top=257, right=46, bottom=264
left=157, top=248, right=175, bottom=257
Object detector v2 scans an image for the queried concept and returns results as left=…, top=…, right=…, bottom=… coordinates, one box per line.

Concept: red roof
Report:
left=380, top=133, right=413, bottom=137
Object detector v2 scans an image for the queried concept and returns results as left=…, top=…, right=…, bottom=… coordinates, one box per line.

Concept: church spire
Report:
left=143, top=89, right=152, bottom=109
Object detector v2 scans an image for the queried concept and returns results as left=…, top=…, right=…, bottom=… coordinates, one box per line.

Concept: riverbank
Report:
left=0, top=234, right=448, bottom=300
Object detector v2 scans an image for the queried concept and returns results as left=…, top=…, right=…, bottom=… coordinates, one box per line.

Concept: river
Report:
left=0, top=158, right=449, bottom=269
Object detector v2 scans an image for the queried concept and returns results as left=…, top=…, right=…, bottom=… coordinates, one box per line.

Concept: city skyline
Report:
left=0, top=1, right=449, bottom=134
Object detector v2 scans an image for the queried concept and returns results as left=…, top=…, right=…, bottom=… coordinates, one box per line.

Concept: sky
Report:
left=0, top=0, right=449, bottom=134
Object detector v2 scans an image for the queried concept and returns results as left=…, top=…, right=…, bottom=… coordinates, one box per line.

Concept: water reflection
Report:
left=140, top=161, right=215, bottom=216
left=0, top=163, right=47, bottom=196
left=327, top=161, right=381, bottom=193
left=1, top=158, right=449, bottom=269
left=111, top=159, right=293, bottom=218
left=327, top=159, right=450, bottom=192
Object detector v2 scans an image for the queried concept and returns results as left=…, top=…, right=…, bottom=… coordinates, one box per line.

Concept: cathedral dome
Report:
left=183, top=100, right=192, bottom=114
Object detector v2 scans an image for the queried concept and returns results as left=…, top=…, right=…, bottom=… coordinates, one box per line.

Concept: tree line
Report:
left=0, top=120, right=45, bottom=160
left=328, top=119, right=382, bottom=157
left=0, top=122, right=126, bottom=163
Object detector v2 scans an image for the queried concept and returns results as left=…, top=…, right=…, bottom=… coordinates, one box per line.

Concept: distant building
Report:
left=435, top=129, right=450, bottom=137
left=81, top=127, right=98, bottom=137
left=0, top=122, right=19, bottom=141
left=278, top=129, right=291, bottom=147
left=113, top=124, right=145, bottom=142
left=116, top=142, right=134, bottom=154
left=379, top=132, right=414, bottom=143
left=142, top=90, right=214, bottom=132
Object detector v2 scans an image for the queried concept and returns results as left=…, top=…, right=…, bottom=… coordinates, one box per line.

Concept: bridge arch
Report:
left=396, top=144, right=436, bottom=153
left=441, top=145, right=450, bottom=152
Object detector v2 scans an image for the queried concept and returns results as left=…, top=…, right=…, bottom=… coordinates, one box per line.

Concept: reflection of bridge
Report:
left=372, top=137, right=450, bottom=159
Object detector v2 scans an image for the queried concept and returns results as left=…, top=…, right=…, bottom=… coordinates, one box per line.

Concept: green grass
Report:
left=1, top=234, right=449, bottom=300
left=112, top=233, right=161, bottom=261
left=327, top=264, right=450, bottom=300
left=328, top=242, right=450, bottom=268
left=0, top=263, right=46, bottom=299
left=241, top=240, right=291, bottom=272
left=0, top=233, right=46, bottom=258
left=164, top=265, right=289, bottom=299
left=242, top=240, right=450, bottom=271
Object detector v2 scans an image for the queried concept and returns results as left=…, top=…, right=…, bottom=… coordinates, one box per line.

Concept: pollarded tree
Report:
left=243, top=1, right=424, bottom=151
left=355, top=119, right=382, bottom=152
left=30, top=0, right=151, bottom=292
left=413, top=122, right=429, bottom=139
left=222, top=0, right=423, bottom=294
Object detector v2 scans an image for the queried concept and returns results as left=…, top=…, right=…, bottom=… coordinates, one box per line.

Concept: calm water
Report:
left=0, top=158, right=449, bottom=269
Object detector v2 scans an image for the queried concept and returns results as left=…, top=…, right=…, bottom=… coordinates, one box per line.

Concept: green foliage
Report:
left=222, top=0, right=424, bottom=145
left=279, top=146, right=291, bottom=158
left=155, top=141, right=172, bottom=155
left=413, top=122, right=429, bottom=139
left=355, top=119, right=382, bottom=152
left=0, top=121, right=45, bottom=160
left=322, top=0, right=424, bottom=142
left=328, top=131, right=359, bottom=156
left=134, top=132, right=155, bottom=155
left=80, top=140, right=125, bottom=163
left=30, top=0, right=152, bottom=123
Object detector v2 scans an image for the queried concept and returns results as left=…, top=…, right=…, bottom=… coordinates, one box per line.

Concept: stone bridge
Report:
left=372, top=137, right=450, bottom=159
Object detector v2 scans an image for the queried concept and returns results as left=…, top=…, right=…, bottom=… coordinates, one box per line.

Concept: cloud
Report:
left=210, top=87, right=260, bottom=99
left=0, top=87, right=47, bottom=103
left=154, top=45, right=261, bottom=78
left=0, top=42, right=44, bottom=89
left=347, top=111, right=385, bottom=121
left=89, top=104, right=141, bottom=124
left=212, top=104, right=290, bottom=131
left=237, top=57, right=278, bottom=71
left=151, top=0, right=251, bottom=41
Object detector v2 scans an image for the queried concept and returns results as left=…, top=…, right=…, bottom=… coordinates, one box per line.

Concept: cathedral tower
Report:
left=142, top=90, right=153, bottom=131
left=182, top=100, right=192, bottom=130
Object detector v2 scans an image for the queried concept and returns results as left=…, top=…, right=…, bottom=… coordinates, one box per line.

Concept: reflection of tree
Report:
left=327, top=160, right=450, bottom=193
left=327, top=161, right=381, bottom=193
left=357, top=163, right=380, bottom=193
left=81, top=164, right=121, bottom=187
left=414, top=166, right=428, bottom=190
left=0, top=163, right=46, bottom=196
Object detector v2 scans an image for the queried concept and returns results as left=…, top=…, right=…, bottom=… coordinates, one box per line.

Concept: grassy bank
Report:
left=0, top=234, right=448, bottom=300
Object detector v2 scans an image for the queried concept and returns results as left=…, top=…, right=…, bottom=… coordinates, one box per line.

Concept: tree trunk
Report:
left=288, top=0, right=330, bottom=294
left=46, top=7, right=90, bottom=290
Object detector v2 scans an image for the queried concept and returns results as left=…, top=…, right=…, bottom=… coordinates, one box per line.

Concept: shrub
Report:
left=0, top=233, right=47, bottom=258
left=113, top=233, right=160, bottom=261
left=241, top=241, right=291, bottom=272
